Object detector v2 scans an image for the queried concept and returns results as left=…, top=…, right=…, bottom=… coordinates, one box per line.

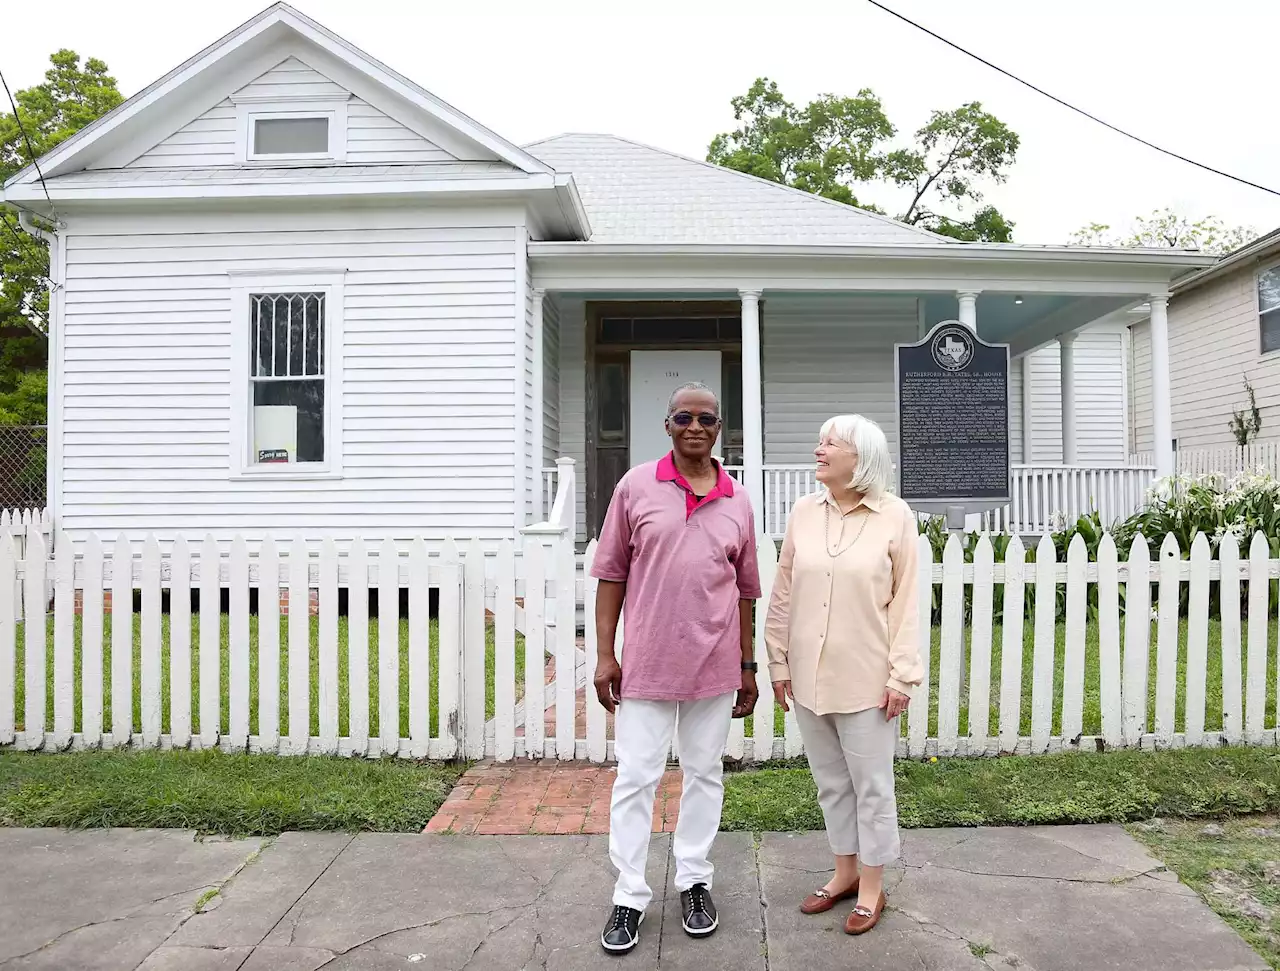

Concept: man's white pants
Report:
left=610, top=692, right=736, bottom=912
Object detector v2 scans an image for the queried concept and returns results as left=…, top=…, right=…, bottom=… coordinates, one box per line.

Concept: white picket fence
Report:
left=2, top=520, right=1278, bottom=762
left=1132, top=440, right=1280, bottom=479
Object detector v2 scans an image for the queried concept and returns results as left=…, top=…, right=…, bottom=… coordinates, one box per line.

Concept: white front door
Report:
left=628, top=350, right=723, bottom=464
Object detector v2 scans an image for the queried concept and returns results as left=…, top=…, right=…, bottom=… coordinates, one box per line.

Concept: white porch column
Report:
left=1021, top=355, right=1035, bottom=464
left=1149, top=294, right=1175, bottom=478
left=957, top=290, right=980, bottom=330
left=1059, top=331, right=1078, bottom=464
left=739, top=289, right=765, bottom=521
left=530, top=288, right=546, bottom=523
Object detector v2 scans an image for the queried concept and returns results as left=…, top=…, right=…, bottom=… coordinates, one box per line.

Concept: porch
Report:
left=525, top=268, right=1188, bottom=540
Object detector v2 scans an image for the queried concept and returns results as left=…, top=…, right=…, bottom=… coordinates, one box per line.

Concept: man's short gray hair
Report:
left=667, top=382, right=721, bottom=414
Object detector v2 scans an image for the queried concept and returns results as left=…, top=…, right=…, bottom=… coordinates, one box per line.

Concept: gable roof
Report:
left=4, top=2, right=551, bottom=189
left=525, top=133, right=951, bottom=246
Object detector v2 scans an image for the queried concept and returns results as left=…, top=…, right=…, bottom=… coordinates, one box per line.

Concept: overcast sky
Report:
left=4, top=0, right=1278, bottom=244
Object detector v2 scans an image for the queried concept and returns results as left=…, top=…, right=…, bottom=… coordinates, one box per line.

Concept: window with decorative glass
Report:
left=250, top=292, right=326, bottom=464
left=1260, top=266, right=1280, bottom=355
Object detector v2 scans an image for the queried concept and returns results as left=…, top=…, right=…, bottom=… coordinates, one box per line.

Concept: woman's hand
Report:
left=878, top=687, right=910, bottom=720
left=772, top=680, right=794, bottom=712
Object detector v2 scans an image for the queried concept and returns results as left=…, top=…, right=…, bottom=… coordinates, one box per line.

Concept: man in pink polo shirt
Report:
left=591, top=382, right=762, bottom=955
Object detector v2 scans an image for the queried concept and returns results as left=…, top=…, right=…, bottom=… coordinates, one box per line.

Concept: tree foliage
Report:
left=707, top=78, right=1020, bottom=242
left=1070, top=208, right=1258, bottom=255
left=0, top=50, right=124, bottom=425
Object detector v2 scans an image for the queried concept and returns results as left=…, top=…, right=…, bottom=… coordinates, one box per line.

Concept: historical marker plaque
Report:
left=896, top=321, right=1010, bottom=507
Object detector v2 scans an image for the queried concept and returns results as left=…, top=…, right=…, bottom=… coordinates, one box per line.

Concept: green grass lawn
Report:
left=3, top=745, right=1276, bottom=837
left=12, top=615, right=525, bottom=739
left=0, top=748, right=463, bottom=834
left=11, top=614, right=1280, bottom=744
left=721, top=746, right=1280, bottom=832
left=749, top=618, right=1280, bottom=739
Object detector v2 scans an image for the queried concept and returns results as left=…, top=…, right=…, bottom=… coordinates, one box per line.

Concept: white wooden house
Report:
left=2, top=2, right=1214, bottom=547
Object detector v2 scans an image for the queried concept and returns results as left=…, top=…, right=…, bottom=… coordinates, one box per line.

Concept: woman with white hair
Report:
left=764, top=414, right=923, bottom=935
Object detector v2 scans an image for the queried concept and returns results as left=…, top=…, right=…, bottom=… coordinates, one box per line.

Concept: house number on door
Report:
left=666, top=371, right=679, bottom=378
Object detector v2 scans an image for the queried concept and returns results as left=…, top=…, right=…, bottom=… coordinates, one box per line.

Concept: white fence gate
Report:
left=2, top=521, right=1278, bottom=762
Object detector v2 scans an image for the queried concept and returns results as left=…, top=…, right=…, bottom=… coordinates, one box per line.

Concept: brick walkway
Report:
left=424, top=761, right=682, bottom=836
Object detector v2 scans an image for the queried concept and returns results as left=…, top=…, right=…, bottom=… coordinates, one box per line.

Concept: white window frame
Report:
left=234, top=99, right=348, bottom=164
left=228, top=269, right=346, bottom=479
left=1259, top=261, right=1280, bottom=357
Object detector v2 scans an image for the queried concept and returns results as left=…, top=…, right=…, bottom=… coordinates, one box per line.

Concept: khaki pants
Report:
left=794, top=703, right=901, bottom=866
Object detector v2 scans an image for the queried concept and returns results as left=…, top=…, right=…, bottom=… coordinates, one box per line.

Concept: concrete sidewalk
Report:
left=0, top=826, right=1265, bottom=971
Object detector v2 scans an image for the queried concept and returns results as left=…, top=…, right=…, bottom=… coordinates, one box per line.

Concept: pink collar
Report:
left=656, top=452, right=735, bottom=519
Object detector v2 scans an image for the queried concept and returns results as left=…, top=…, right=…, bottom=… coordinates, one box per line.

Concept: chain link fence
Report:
left=0, top=425, right=46, bottom=509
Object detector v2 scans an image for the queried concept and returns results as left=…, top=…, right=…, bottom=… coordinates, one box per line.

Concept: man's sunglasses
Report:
left=668, top=412, right=721, bottom=428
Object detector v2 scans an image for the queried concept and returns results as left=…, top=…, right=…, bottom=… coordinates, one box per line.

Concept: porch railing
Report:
left=546, top=462, right=1158, bottom=538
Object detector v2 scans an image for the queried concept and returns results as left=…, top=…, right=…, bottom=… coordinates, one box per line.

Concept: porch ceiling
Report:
left=922, top=293, right=1136, bottom=355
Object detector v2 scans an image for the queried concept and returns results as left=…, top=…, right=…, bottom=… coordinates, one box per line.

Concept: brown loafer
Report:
left=844, top=893, right=885, bottom=935
left=800, top=879, right=859, bottom=915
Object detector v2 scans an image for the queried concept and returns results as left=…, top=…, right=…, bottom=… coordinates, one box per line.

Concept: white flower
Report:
left=1150, top=607, right=1159, bottom=622
left=1048, top=511, right=1068, bottom=533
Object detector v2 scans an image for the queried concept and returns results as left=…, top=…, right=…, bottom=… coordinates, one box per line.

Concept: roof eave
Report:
left=527, top=240, right=1218, bottom=268
left=1170, top=228, right=1280, bottom=294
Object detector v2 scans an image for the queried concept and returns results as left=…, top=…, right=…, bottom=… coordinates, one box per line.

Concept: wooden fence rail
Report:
left=1, top=527, right=1277, bottom=763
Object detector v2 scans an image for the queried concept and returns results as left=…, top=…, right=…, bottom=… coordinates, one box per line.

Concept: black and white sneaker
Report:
left=601, top=905, right=644, bottom=954
left=681, top=883, right=718, bottom=937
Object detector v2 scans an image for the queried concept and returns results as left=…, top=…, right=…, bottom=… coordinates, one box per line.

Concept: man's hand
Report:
left=594, top=655, right=623, bottom=713
left=878, top=687, right=911, bottom=720
left=772, top=680, right=794, bottom=712
left=733, top=670, right=758, bottom=718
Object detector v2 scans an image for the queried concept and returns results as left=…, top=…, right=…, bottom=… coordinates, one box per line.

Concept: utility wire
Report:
left=865, top=0, right=1280, bottom=198
left=0, top=67, right=59, bottom=219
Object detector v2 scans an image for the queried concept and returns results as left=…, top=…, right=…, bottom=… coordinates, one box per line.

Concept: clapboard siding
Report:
left=1026, top=329, right=1127, bottom=463
left=1130, top=321, right=1153, bottom=455
left=1129, top=268, right=1280, bottom=452
left=59, top=215, right=520, bottom=539
left=1009, top=359, right=1024, bottom=464
left=127, top=100, right=238, bottom=169
left=347, top=99, right=455, bottom=164
left=763, top=295, right=919, bottom=465
left=127, top=60, right=455, bottom=169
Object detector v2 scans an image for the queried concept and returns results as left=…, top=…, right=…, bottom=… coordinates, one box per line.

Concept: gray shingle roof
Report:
left=525, top=133, right=949, bottom=246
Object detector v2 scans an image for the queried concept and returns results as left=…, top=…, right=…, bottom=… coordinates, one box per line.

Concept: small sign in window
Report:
left=258, top=449, right=290, bottom=463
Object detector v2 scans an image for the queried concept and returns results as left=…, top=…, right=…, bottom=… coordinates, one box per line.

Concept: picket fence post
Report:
left=1184, top=533, right=1210, bottom=747
left=1030, top=534, right=1056, bottom=754
left=1122, top=535, right=1151, bottom=746
left=82, top=535, right=104, bottom=747
left=492, top=538, right=516, bottom=762
left=1096, top=534, right=1122, bottom=748
left=1061, top=534, right=1087, bottom=747
left=522, top=536, right=545, bottom=760
left=968, top=534, right=995, bottom=751
left=409, top=537, right=432, bottom=759
left=1220, top=532, right=1243, bottom=746
left=937, top=534, right=963, bottom=757
left=1153, top=534, right=1181, bottom=747
left=998, top=535, right=1026, bottom=754
left=345, top=539, right=367, bottom=757
left=0, top=534, right=14, bottom=746
left=1247, top=531, right=1271, bottom=745
left=438, top=538, right=462, bottom=759
left=109, top=534, right=131, bottom=749
left=258, top=537, right=281, bottom=753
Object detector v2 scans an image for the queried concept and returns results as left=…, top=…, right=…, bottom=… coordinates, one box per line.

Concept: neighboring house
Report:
left=1, top=3, right=1212, bottom=547
left=1129, top=229, right=1280, bottom=456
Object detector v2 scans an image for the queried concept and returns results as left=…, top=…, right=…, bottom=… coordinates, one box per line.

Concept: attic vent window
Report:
left=254, top=117, right=329, bottom=155
left=237, top=101, right=347, bottom=164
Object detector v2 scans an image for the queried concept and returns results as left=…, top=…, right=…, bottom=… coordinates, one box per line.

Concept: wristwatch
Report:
left=741, top=661, right=759, bottom=672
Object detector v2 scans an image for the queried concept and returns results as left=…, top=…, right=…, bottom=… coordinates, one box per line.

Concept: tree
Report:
left=1070, top=208, right=1258, bottom=255
left=708, top=78, right=1020, bottom=241
left=0, top=50, right=124, bottom=426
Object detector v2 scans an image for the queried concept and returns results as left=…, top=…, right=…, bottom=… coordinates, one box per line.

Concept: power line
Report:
left=864, top=0, right=1280, bottom=199
left=0, top=67, right=59, bottom=218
